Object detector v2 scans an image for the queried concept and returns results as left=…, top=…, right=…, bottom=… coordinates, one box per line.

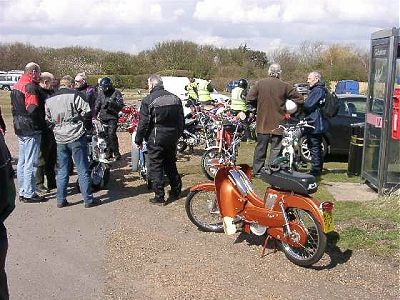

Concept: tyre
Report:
left=2, top=86, right=11, bottom=91
left=177, top=139, right=187, bottom=153
left=280, top=208, right=327, bottom=267
left=185, top=190, right=224, bottom=233
left=91, top=162, right=110, bottom=190
left=299, top=136, right=328, bottom=162
left=201, top=148, right=223, bottom=180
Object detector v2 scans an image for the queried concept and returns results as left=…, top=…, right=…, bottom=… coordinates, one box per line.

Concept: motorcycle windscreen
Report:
left=215, top=167, right=246, bottom=218
left=131, top=132, right=140, bottom=172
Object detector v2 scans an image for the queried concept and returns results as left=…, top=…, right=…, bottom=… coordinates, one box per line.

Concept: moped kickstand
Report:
left=260, top=235, right=277, bottom=258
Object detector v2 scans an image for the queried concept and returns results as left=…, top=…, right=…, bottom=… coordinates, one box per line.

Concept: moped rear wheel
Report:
left=185, top=190, right=224, bottom=233
left=280, top=208, right=327, bottom=267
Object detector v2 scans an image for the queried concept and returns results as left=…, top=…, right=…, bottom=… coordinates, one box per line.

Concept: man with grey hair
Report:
left=46, top=75, right=100, bottom=208
left=135, top=74, right=184, bottom=205
left=36, top=72, right=57, bottom=193
left=11, top=62, right=47, bottom=203
left=304, top=71, right=329, bottom=177
left=246, top=63, right=304, bottom=176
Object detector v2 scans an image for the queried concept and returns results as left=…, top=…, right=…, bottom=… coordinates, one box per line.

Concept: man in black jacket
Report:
left=135, top=75, right=184, bottom=205
left=0, top=131, right=16, bottom=300
left=95, top=77, right=124, bottom=160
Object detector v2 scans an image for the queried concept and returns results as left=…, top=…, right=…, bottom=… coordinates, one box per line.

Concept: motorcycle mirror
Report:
left=237, top=111, right=246, bottom=121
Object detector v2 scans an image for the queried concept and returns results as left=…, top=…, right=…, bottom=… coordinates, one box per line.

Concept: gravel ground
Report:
left=2, top=116, right=399, bottom=300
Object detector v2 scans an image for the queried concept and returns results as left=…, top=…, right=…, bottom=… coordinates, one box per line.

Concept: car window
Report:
left=338, top=97, right=367, bottom=117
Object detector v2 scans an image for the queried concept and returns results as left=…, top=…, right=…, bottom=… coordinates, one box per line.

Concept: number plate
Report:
left=323, top=211, right=334, bottom=233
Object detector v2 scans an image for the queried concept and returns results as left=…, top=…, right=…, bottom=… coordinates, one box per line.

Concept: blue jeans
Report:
left=17, top=134, right=41, bottom=198
left=56, top=135, right=93, bottom=205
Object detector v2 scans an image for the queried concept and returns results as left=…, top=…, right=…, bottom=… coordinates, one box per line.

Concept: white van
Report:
left=161, top=76, right=229, bottom=102
left=0, top=71, right=23, bottom=91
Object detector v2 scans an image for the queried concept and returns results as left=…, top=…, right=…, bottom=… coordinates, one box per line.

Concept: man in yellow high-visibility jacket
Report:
left=230, top=78, right=248, bottom=113
left=185, top=77, right=198, bottom=101
left=197, top=79, right=214, bottom=105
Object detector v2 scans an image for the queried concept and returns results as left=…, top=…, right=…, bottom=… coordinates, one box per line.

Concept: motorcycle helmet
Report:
left=238, top=78, right=248, bottom=89
left=285, top=99, right=298, bottom=114
left=100, top=77, right=113, bottom=92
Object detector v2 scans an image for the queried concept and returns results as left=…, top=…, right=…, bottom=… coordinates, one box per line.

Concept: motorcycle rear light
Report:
left=320, top=201, right=334, bottom=212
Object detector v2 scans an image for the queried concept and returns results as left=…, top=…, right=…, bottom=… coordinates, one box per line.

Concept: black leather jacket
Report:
left=135, top=86, right=184, bottom=145
left=95, top=88, right=124, bottom=121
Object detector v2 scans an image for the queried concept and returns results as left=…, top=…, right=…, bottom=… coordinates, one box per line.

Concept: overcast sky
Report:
left=0, top=0, right=398, bottom=54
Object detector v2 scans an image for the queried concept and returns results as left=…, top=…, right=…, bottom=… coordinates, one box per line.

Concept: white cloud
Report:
left=0, top=0, right=397, bottom=54
left=193, top=0, right=281, bottom=23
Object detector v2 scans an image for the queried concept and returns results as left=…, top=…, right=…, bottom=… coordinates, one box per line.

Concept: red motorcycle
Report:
left=118, top=104, right=138, bottom=132
left=185, top=163, right=334, bottom=267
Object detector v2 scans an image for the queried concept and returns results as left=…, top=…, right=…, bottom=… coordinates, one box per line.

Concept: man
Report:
left=185, top=77, right=198, bottom=102
left=0, top=131, right=16, bottom=300
left=304, top=71, right=329, bottom=177
left=11, top=62, right=47, bottom=203
left=135, top=75, right=184, bottom=205
left=36, top=72, right=57, bottom=192
left=230, top=78, right=248, bottom=113
left=95, top=77, right=123, bottom=160
left=74, top=72, right=97, bottom=116
left=246, top=63, right=303, bottom=176
left=0, top=107, right=5, bottom=133
left=46, top=75, right=101, bottom=208
left=197, top=78, right=214, bottom=105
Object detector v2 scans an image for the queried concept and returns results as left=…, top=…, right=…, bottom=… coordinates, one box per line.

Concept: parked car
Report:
left=225, top=80, right=239, bottom=93
left=294, top=83, right=309, bottom=95
left=299, top=94, right=367, bottom=162
left=335, top=80, right=359, bottom=94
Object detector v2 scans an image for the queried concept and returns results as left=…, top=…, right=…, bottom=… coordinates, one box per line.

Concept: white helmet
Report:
left=285, top=99, right=297, bottom=114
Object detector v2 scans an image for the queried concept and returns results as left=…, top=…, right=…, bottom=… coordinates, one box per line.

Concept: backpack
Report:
left=321, top=90, right=340, bottom=118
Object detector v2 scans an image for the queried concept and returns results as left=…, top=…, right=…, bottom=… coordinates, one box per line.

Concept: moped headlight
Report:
left=99, top=140, right=107, bottom=150
left=281, top=137, right=290, bottom=147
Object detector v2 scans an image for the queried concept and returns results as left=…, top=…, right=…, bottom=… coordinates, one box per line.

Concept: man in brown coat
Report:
left=246, top=63, right=303, bottom=175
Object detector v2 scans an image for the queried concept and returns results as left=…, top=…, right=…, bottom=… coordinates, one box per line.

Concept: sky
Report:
left=0, top=0, right=398, bottom=54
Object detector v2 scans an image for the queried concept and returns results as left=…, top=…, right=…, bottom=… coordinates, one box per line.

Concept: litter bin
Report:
left=347, top=122, right=365, bottom=176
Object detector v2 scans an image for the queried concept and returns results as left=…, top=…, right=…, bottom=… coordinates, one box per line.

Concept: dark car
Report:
left=299, top=94, right=367, bottom=162
left=294, top=83, right=309, bottom=95
left=226, top=80, right=239, bottom=93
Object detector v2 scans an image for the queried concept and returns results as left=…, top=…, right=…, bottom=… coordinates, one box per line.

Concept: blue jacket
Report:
left=304, top=82, right=329, bottom=134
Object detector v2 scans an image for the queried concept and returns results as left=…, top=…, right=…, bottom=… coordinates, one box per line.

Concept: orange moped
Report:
left=185, top=164, right=334, bottom=267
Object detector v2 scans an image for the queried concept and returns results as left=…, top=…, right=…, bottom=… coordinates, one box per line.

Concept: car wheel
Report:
left=2, top=86, right=11, bottom=91
left=299, top=136, right=328, bottom=162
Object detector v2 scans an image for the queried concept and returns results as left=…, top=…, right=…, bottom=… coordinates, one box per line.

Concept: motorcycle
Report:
left=185, top=163, right=334, bottom=267
left=270, top=119, right=314, bottom=172
left=82, top=119, right=111, bottom=190
left=201, top=112, right=246, bottom=180
left=117, top=104, right=138, bottom=132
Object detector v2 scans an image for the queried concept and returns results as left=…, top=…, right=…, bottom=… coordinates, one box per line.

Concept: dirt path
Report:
left=2, top=117, right=399, bottom=300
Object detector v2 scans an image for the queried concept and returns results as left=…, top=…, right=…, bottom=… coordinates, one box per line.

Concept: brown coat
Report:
left=246, top=77, right=304, bottom=135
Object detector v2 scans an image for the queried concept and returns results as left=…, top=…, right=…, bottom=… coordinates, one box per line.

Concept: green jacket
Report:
left=185, top=82, right=198, bottom=100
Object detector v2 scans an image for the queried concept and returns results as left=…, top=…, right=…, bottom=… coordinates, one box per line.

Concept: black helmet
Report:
left=100, top=77, right=113, bottom=92
left=238, top=78, right=248, bottom=89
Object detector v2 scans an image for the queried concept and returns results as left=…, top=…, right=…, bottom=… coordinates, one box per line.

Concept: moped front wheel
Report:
left=185, top=190, right=224, bottom=233
left=201, top=148, right=223, bottom=180
left=280, top=208, right=327, bottom=267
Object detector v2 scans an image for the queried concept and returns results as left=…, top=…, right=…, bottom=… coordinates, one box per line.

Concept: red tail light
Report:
left=320, top=201, right=334, bottom=212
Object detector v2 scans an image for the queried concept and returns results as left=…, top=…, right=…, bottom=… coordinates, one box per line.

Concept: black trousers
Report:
left=252, top=133, right=282, bottom=174
left=103, top=119, right=120, bottom=156
left=36, top=129, right=57, bottom=189
left=147, top=141, right=181, bottom=199
left=307, top=133, right=323, bottom=175
left=0, top=223, right=9, bottom=300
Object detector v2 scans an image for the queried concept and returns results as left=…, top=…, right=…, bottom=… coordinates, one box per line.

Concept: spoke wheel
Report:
left=280, top=208, right=327, bottom=267
left=185, top=190, right=224, bottom=233
left=201, top=148, right=223, bottom=180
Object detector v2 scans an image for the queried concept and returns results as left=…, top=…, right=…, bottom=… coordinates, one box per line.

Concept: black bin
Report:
left=347, top=122, right=365, bottom=176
